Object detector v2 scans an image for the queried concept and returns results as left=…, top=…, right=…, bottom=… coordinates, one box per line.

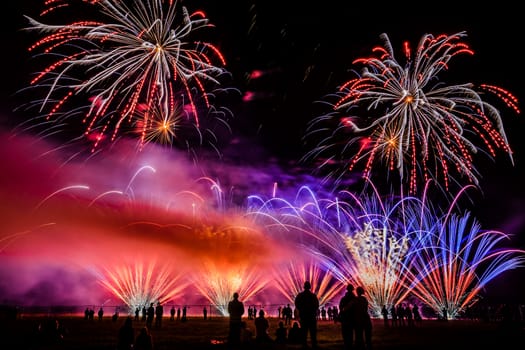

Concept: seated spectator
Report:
left=117, top=317, right=134, bottom=350
left=240, top=321, right=254, bottom=344
left=275, top=321, right=287, bottom=344
left=254, top=309, right=273, bottom=343
left=288, top=321, right=302, bottom=344
left=134, top=326, right=153, bottom=350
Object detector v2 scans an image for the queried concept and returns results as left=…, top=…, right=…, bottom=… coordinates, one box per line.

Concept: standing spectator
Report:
left=397, top=304, right=405, bottom=326
left=141, top=306, right=147, bottom=322
left=332, top=306, right=339, bottom=323
left=390, top=305, right=398, bottom=327
left=203, top=306, right=208, bottom=320
left=98, top=307, right=104, bottom=321
left=339, top=284, right=356, bottom=350
left=354, top=286, right=372, bottom=350
left=134, top=326, right=153, bottom=350
left=154, top=301, right=164, bottom=328
left=182, top=306, right=187, bottom=322
left=170, top=306, right=175, bottom=321
left=381, top=305, right=389, bottom=327
left=294, top=281, right=320, bottom=349
left=135, top=307, right=140, bottom=321
left=227, top=292, right=245, bottom=346
left=283, top=304, right=293, bottom=325
left=321, top=306, right=327, bottom=321
left=146, top=303, right=155, bottom=329
left=117, top=316, right=135, bottom=350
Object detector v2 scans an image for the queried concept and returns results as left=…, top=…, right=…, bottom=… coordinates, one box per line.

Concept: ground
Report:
left=1, top=314, right=524, bottom=350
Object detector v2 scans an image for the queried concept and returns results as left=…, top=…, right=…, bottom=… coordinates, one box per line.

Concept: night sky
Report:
left=1, top=1, right=524, bottom=303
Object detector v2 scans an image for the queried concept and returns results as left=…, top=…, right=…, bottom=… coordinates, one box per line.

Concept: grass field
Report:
left=1, top=315, right=524, bottom=350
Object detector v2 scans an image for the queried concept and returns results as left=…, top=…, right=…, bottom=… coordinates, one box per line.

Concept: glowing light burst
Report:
left=405, top=211, right=525, bottom=320
left=303, top=31, right=520, bottom=194
left=96, top=260, right=189, bottom=312
left=247, top=185, right=419, bottom=316
left=288, top=187, right=422, bottom=316
left=343, top=221, right=413, bottom=316
left=192, top=261, right=269, bottom=316
left=23, top=0, right=229, bottom=151
left=272, top=258, right=344, bottom=307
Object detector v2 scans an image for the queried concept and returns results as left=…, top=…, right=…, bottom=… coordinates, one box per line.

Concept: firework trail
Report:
left=303, top=31, right=520, bottom=195
left=20, top=0, right=230, bottom=152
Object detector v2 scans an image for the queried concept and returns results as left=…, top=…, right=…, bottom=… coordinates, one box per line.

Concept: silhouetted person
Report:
left=182, top=305, right=187, bottom=322
left=170, top=306, right=175, bottom=321
left=154, top=301, right=163, bottom=328
left=98, top=307, right=104, bottom=321
left=146, top=303, right=155, bottom=329
left=354, top=286, right=372, bottom=350
left=294, top=281, right=320, bottom=349
left=390, top=305, right=398, bottom=327
left=135, top=307, right=140, bottom=321
left=117, top=316, right=135, bottom=350
left=203, top=306, right=208, bottom=320
left=177, top=307, right=181, bottom=321
left=381, top=305, right=388, bottom=327
left=287, top=321, right=302, bottom=344
left=142, top=306, right=147, bottom=322
left=275, top=321, right=287, bottom=344
left=339, top=283, right=357, bottom=350
left=396, top=304, right=405, bottom=326
left=240, top=321, right=254, bottom=344
left=227, top=292, right=245, bottom=346
left=134, top=326, right=153, bottom=350
left=254, top=309, right=273, bottom=343
left=283, top=304, right=293, bottom=325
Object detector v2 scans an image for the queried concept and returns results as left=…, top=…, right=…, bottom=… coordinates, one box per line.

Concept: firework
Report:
left=253, top=181, right=525, bottom=317
left=272, top=258, right=344, bottom=307
left=247, top=184, right=419, bottom=315
left=405, top=211, right=525, bottom=319
left=22, top=0, right=229, bottom=152
left=95, top=260, right=189, bottom=312
left=191, top=261, right=269, bottom=316
left=303, top=31, right=520, bottom=194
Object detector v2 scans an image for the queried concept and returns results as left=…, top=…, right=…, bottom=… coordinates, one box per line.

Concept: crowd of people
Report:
left=227, top=281, right=375, bottom=349
left=21, top=288, right=524, bottom=350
